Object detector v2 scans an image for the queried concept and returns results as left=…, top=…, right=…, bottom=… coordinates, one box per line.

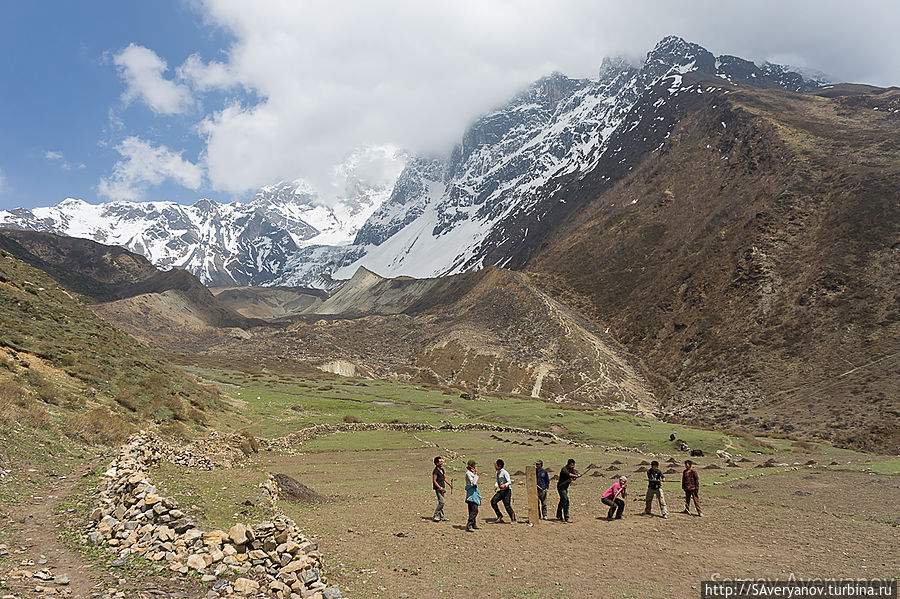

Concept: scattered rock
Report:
left=186, top=554, right=206, bottom=571
left=233, top=577, right=260, bottom=594
left=228, top=523, right=252, bottom=545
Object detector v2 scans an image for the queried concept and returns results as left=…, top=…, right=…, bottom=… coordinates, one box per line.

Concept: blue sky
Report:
left=2, top=1, right=898, bottom=212
left=0, top=1, right=237, bottom=209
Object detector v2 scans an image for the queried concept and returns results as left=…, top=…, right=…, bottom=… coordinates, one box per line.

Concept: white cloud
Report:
left=45, top=151, right=85, bottom=171
left=98, top=137, right=203, bottom=201
left=114, top=44, right=194, bottom=115
left=101, top=1, right=899, bottom=201
left=177, top=0, right=900, bottom=199
left=178, top=54, right=236, bottom=92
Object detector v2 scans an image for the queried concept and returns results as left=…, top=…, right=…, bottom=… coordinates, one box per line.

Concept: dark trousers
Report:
left=537, top=488, right=548, bottom=519
left=490, top=488, right=515, bottom=520
left=466, top=501, right=479, bottom=529
left=602, top=496, right=625, bottom=519
left=556, top=487, right=570, bottom=520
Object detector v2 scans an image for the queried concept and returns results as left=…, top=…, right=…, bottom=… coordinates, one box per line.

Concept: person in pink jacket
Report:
left=601, top=475, right=628, bottom=520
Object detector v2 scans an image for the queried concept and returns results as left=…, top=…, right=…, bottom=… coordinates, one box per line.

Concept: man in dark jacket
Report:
left=556, top=459, right=581, bottom=522
left=681, top=460, right=703, bottom=517
left=535, top=460, right=550, bottom=520
left=432, top=456, right=451, bottom=521
left=644, top=460, right=668, bottom=518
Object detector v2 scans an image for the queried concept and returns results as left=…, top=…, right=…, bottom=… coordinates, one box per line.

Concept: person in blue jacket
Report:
left=464, top=459, right=481, bottom=532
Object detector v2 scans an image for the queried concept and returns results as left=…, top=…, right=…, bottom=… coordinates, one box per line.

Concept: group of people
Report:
left=431, top=456, right=703, bottom=531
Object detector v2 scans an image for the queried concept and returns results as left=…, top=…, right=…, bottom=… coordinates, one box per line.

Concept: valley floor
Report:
left=158, top=431, right=899, bottom=599
left=2, top=369, right=898, bottom=599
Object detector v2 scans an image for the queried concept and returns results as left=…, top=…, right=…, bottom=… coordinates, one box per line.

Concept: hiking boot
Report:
left=439, top=517, right=450, bottom=521
left=465, top=526, right=473, bottom=532
left=606, top=516, right=613, bottom=521
left=662, top=514, right=669, bottom=519
left=433, top=517, right=440, bottom=522
left=496, top=517, right=505, bottom=523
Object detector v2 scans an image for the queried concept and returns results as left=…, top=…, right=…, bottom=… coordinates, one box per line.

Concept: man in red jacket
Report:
left=681, top=460, right=703, bottom=517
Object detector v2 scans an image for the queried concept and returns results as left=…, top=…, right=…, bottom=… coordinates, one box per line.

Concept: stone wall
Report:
left=262, top=421, right=591, bottom=451
left=85, top=432, right=343, bottom=599
left=83, top=422, right=641, bottom=597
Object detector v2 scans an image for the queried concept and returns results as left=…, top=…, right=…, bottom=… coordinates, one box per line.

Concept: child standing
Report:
left=681, top=460, right=703, bottom=517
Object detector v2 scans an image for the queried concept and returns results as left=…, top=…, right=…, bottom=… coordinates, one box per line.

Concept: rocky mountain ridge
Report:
left=0, top=37, right=824, bottom=287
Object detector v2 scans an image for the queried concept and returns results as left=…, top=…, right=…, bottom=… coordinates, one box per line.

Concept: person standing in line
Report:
left=681, top=460, right=703, bottom=516
left=432, top=456, right=451, bottom=522
left=644, top=460, right=668, bottom=518
left=464, top=459, right=481, bottom=532
left=490, top=459, right=516, bottom=523
left=601, top=475, right=628, bottom=520
left=556, top=458, right=581, bottom=522
left=535, top=460, right=550, bottom=520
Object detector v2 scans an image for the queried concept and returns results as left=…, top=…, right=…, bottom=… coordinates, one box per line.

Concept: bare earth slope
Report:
left=172, top=267, right=659, bottom=414
left=528, top=78, right=900, bottom=452
left=211, top=285, right=327, bottom=319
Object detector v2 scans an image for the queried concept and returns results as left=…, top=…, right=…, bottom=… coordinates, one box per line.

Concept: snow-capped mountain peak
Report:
left=0, top=38, right=824, bottom=288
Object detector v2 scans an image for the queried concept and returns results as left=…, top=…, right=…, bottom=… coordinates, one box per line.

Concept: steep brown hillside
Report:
left=0, top=229, right=256, bottom=333
left=528, top=78, right=900, bottom=452
left=0, top=228, right=158, bottom=300
left=211, top=285, right=327, bottom=319
left=0, top=247, right=221, bottom=442
left=178, top=267, right=658, bottom=414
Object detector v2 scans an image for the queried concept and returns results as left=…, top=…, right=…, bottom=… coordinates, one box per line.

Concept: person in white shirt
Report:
left=490, top=459, right=516, bottom=523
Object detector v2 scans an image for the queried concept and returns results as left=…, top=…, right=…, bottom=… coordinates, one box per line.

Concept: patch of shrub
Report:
left=343, top=414, right=360, bottom=423
left=66, top=407, right=132, bottom=445
left=159, top=420, right=190, bottom=442
left=114, top=386, right=145, bottom=413
left=240, top=430, right=260, bottom=452
left=27, top=370, right=60, bottom=405
left=0, top=353, right=15, bottom=372
left=791, top=440, right=814, bottom=450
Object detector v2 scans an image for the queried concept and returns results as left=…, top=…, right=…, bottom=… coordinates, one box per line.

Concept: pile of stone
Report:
left=86, top=432, right=343, bottom=599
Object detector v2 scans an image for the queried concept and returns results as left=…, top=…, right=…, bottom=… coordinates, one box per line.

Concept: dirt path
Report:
left=2, top=463, right=101, bottom=598
left=0, top=451, right=209, bottom=599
